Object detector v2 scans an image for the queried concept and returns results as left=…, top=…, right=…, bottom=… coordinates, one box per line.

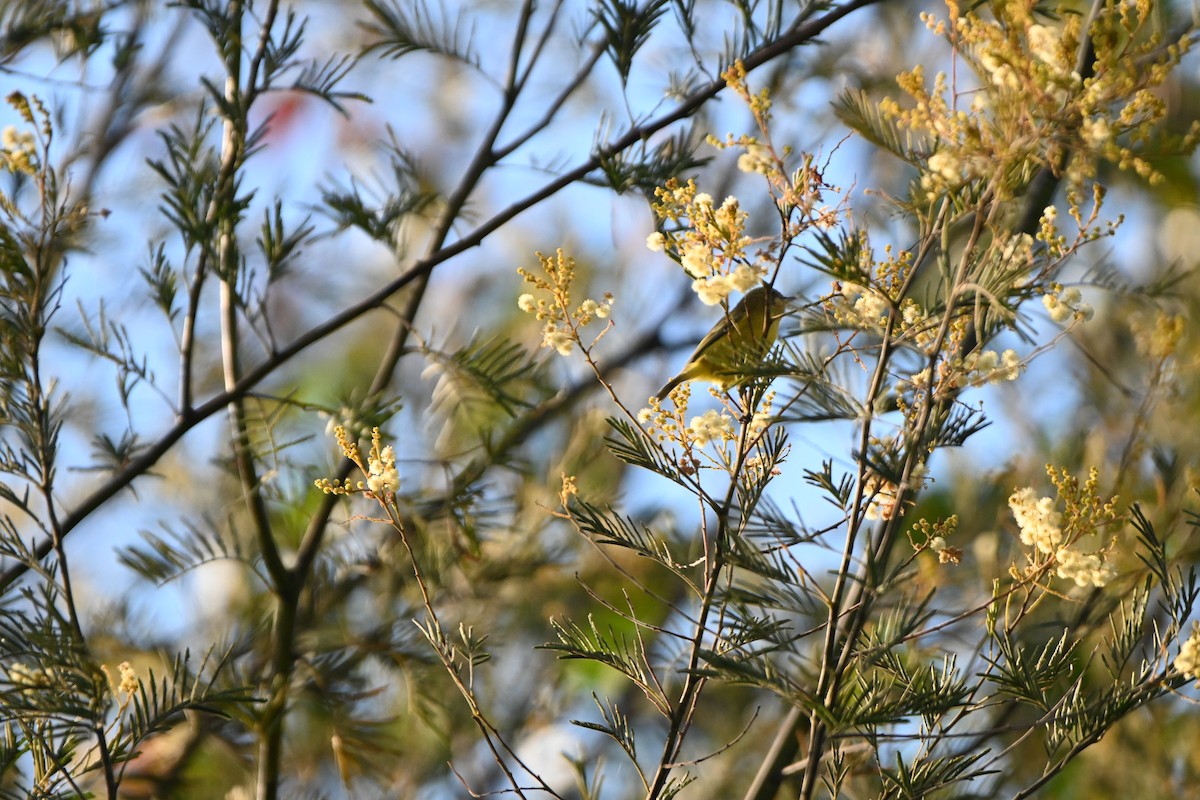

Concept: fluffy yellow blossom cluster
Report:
left=559, top=473, right=578, bottom=508
left=636, top=395, right=681, bottom=443
left=828, top=282, right=942, bottom=352
left=864, top=475, right=900, bottom=522
left=517, top=249, right=614, bottom=356
left=1008, top=467, right=1119, bottom=588
left=314, top=426, right=399, bottom=497
left=366, top=439, right=399, bottom=495
left=0, top=92, right=46, bottom=176
left=636, top=396, right=737, bottom=451
left=960, top=348, right=1022, bottom=385
left=1009, top=487, right=1064, bottom=553
left=648, top=180, right=765, bottom=306
left=822, top=240, right=934, bottom=347
left=1054, top=547, right=1115, bottom=588
left=827, top=280, right=893, bottom=330
left=634, top=391, right=776, bottom=482
left=1176, top=625, right=1200, bottom=684
left=911, top=515, right=962, bottom=564
left=885, top=0, right=1197, bottom=200
left=688, top=409, right=736, bottom=447
left=737, top=143, right=773, bottom=176
left=117, top=661, right=138, bottom=695
left=1, top=125, right=37, bottom=175
left=1130, top=310, right=1185, bottom=361
left=101, top=661, right=140, bottom=696
left=714, top=62, right=839, bottom=224
left=1042, top=285, right=1094, bottom=324
left=646, top=63, right=840, bottom=310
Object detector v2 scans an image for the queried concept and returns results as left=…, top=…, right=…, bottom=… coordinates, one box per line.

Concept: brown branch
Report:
left=0, top=0, right=888, bottom=595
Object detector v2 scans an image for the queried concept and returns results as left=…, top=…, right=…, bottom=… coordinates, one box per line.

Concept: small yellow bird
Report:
left=655, top=285, right=790, bottom=400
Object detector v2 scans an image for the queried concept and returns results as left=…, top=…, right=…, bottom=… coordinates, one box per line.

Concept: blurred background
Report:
left=2, top=0, right=1199, bottom=796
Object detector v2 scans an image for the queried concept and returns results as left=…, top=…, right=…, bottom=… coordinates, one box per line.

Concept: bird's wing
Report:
left=685, top=314, right=733, bottom=361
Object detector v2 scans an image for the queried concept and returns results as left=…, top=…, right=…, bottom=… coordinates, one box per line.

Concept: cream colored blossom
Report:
left=928, top=150, right=961, bottom=182
left=842, top=283, right=890, bottom=326
left=1054, top=546, right=1114, bottom=587
left=646, top=231, right=666, bottom=252
left=8, top=663, right=55, bottom=695
left=865, top=476, right=899, bottom=521
left=729, top=264, right=762, bottom=293
left=1, top=126, right=33, bottom=151
left=0, top=124, right=36, bottom=173
left=1043, top=293, right=1071, bottom=322
left=996, top=349, right=1021, bottom=382
left=1009, top=487, right=1063, bottom=554
left=979, top=51, right=1020, bottom=91
left=1130, top=311, right=1184, bottom=360
left=928, top=534, right=962, bottom=564
left=542, top=324, right=574, bottom=356
left=970, top=350, right=998, bottom=372
left=118, top=662, right=139, bottom=695
left=681, top=242, right=712, bottom=278
left=1026, top=24, right=1062, bottom=67
left=965, top=348, right=1022, bottom=384
left=688, top=409, right=735, bottom=447
left=737, top=144, right=772, bottom=174
left=517, top=293, right=537, bottom=313
left=749, top=411, right=772, bottom=436
left=1043, top=287, right=1094, bottom=324
left=577, top=297, right=612, bottom=320
left=1176, top=625, right=1200, bottom=682
left=1081, top=116, right=1112, bottom=148
left=367, top=443, right=399, bottom=494
left=1001, top=233, right=1034, bottom=265
left=829, top=281, right=893, bottom=329
left=692, top=274, right=732, bottom=306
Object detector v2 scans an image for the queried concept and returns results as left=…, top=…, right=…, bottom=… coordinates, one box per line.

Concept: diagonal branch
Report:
left=0, top=0, right=888, bottom=594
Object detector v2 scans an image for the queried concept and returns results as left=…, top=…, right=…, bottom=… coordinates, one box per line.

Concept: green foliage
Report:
left=360, top=0, right=479, bottom=66
left=833, top=89, right=916, bottom=163
left=118, top=518, right=249, bottom=586
left=595, top=0, right=670, bottom=85
left=0, top=0, right=1197, bottom=798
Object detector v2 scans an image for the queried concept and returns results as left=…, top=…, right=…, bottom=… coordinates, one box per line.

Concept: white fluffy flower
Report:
left=1044, top=288, right=1094, bottom=324
left=692, top=274, right=731, bottom=306
left=737, top=144, right=772, bottom=174
left=680, top=242, right=712, bottom=278
left=728, top=264, right=762, bottom=293
left=688, top=409, right=734, bottom=447
left=1175, top=625, right=1200, bottom=682
left=1027, top=24, right=1062, bottom=67
left=1055, top=546, right=1115, bottom=587
left=1009, top=487, right=1063, bottom=554
left=928, top=150, right=962, bottom=182
left=542, top=324, right=574, bottom=356
left=367, top=445, right=399, bottom=494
